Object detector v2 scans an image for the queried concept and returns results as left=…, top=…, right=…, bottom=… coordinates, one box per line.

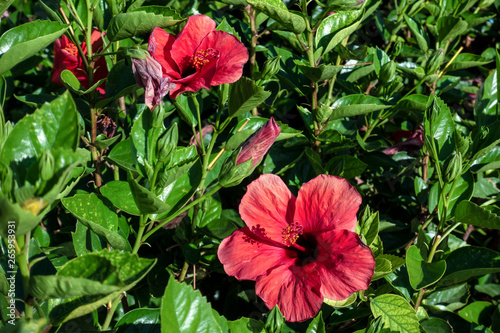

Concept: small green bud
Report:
left=260, top=56, right=281, bottom=81
left=39, top=150, right=55, bottom=181
left=315, top=104, right=333, bottom=124
left=443, top=152, right=462, bottom=183
left=454, top=130, right=471, bottom=158
left=0, top=162, right=12, bottom=194
left=157, top=123, right=178, bottom=163
left=218, top=154, right=254, bottom=188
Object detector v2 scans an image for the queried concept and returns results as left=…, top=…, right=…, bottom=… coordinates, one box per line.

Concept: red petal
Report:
left=255, top=264, right=323, bottom=322
left=170, top=15, right=216, bottom=76
left=294, top=175, right=361, bottom=233
left=315, top=229, right=375, bottom=300
left=168, top=53, right=218, bottom=99
left=198, top=30, right=248, bottom=85
left=148, top=27, right=181, bottom=80
left=217, top=227, right=293, bottom=281
left=239, top=174, right=296, bottom=244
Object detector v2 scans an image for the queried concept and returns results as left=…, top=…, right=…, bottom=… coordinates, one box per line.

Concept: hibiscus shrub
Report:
left=1, top=0, right=500, bottom=332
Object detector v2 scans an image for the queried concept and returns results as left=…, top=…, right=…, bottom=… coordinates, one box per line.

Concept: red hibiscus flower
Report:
left=218, top=174, right=375, bottom=322
left=52, top=29, right=108, bottom=95
left=148, top=15, right=248, bottom=99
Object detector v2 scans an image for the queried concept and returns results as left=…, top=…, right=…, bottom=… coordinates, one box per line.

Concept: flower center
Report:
left=64, top=43, right=78, bottom=57
left=281, top=222, right=303, bottom=247
left=192, top=48, right=218, bottom=71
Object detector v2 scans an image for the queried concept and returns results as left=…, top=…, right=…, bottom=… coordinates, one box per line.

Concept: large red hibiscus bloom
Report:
left=218, top=174, right=375, bottom=322
left=52, top=29, right=108, bottom=95
left=148, top=15, right=248, bottom=99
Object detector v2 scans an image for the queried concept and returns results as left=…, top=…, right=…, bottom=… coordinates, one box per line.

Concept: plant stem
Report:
left=16, top=234, right=33, bottom=319
left=178, top=261, right=190, bottom=282
left=101, top=295, right=122, bottom=331
left=132, top=215, right=147, bottom=254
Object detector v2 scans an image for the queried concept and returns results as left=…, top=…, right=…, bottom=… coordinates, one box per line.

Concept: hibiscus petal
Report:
left=315, top=229, right=375, bottom=300
left=170, top=15, right=216, bottom=76
left=294, top=175, right=361, bottom=233
left=218, top=227, right=293, bottom=281
left=255, top=264, right=323, bottom=322
left=239, top=174, right=296, bottom=244
left=148, top=27, right=181, bottom=80
left=168, top=54, right=218, bottom=99
left=198, top=30, right=248, bottom=86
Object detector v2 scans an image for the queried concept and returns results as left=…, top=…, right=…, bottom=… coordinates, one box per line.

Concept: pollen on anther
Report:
left=281, top=222, right=303, bottom=247
left=64, top=43, right=78, bottom=57
left=192, top=48, right=218, bottom=70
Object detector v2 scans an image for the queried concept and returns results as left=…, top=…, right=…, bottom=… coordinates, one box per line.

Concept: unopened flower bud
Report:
left=443, top=152, right=462, bottom=182
left=39, top=150, right=55, bottom=181
left=157, top=123, right=178, bottom=163
left=132, top=55, right=176, bottom=111
left=260, top=56, right=281, bottom=81
left=219, top=118, right=281, bottom=187
left=0, top=162, right=12, bottom=194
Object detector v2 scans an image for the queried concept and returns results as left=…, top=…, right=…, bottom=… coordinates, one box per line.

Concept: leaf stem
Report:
left=101, top=295, right=122, bottom=331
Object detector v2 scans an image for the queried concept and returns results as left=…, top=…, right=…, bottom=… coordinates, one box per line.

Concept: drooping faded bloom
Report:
left=148, top=15, right=248, bottom=99
left=132, top=55, right=176, bottom=111
left=52, top=29, right=108, bottom=95
left=236, top=117, right=281, bottom=168
left=383, top=129, right=424, bottom=156
left=218, top=174, right=375, bottom=322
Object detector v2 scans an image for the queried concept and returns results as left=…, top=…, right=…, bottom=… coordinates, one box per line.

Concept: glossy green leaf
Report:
left=72, top=221, right=103, bottom=257
left=62, top=193, right=127, bottom=250
left=404, top=14, right=429, bottom=53
left=356, top=207, right=379, bottom=247
left=372, top=257, right=392, bottom=281
left=227, top=317, right=264, bottom=333
left=127, top=173, right=170, bottom=215
left=100, top=181, right=142, bottom=216
left=445, top=53, right=492, bottom=72
left=1, top=91, right=78, bottom=171
left=455, top=200, right=500, bottom=230
left=437, top=16, right=468, bottom=43
left=265, top=306, right=285, bottom=333
left=329, top=95, right=390, bottom=120
left=115, top=308, right=161, bottom=332
left=458, top=301, right=495, bottom=324
left=306, top=311, right=325, bottom=333
left=107, top=11, right=183, bottom=42
left=161, top=276, right=227, bottom=333
left=228, top=77, right=272, bottom=118
left=370, top=294, right=420, bottom=333
left=471, top=119, right=500, bottom=162
left=247, top=0, right=306, bottom=34
left=315, top=10, right=363, bottom=56
left=406, top=245, right=447, bottom=290
left=474, top=69, right=498, bottom=128
left=106, top=139, right=137, bottom=172
left=396, top=94, right=428, bottom=113
left=424, top=95, right=456, bottom=161
left=439, top=246, right=500, bottom=287
left=324, top=293, right=357, bottom=308
left=0, top=20, right=68, bottom=75
left=295, top=62, right=343, bottom=82
left=420, top=317, right=453, bottom=333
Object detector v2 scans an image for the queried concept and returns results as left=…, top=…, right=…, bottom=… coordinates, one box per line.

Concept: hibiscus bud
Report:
left=39, top=150, right=55, bottom=181
left=157, top=123, right=178, bottom=163
left=260, top=56, right=281, bottom=81
left=219, top=118, right=281, bottom=187
left=132, top=55, right=176, bottom=111
left=0, top=162, right=12, bottom=194
left=425, top=49, right=444, bottom=75
left=443, top=152, right=462, bottom=183
left=235, top=118, right=281, bottom=168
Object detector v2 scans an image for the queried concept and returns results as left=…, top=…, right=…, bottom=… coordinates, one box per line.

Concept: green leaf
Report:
left=329, top=95, right=390, bottom=120
left=473, top=69, right=498, bottom=128
left=406, top=245, right=447, bottom=290
left=106, top=139, right=137, bottom=172
left=295, top=62, right=343, bottom=82
left=324, top=293, right=357, bottom=308
left=404, top=14, right=429, bottom=53
left=326, top=155, right=367, bottom=180
left=356, top=208, right=379, bottom=247
left=100, top=181, right=142, bottom=216
left=201, top=218, right=237, bottom=239
left=107, top=11, right=183, bottom=42
left=306, top=311, right=325, bottom=333
left=437, top=16, right=468, bottom=43
left=0, top=20, right=68, bottom=75
left=423, top=283, right=470, bottom=312
left=127, top=173, right=170, bottom=215
left=227, top=317, right=264, bottom=333
left=1, top=91, right=79, bottom=173
left=471, top=119, right=500, bottom=162
left=115, top=308, right=161, bottom=332
left=420, top=318, right=453, bottom=333
left=228, top=77, right=272, bottom=118
left=62, top=193, right=128, bottom=250
left=161, top=276, right=226, bottom=333
left=455, top=200, right=500, bottom=230
left=445, top=53, right=492, bottom=72
left=458, top=301, right=495, bottom=324
left=49, top=250, right=156, bottom=325
left=246, top=0, right=306, bottom=34
left=315, top=9, right=363, bottom=56
left=72, top=222, right=103, bottom=257
left=439, top=246, right=500, bottom=287
left=59, top=69, right=106, bottom=95
left=424, top=96, right=456, bottom=161
left=370, top=294, right=420, bottom=333
left=0, top=197, right=42, bottom=237
left=396, top=94, right=428, bottom=113
left=265, top=306, right=285, bottom=333
left=372, top=257, right=392, bottom=281
left=96, top=60, right=137, bottom=108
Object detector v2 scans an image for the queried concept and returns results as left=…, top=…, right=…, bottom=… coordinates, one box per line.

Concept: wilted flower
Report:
left=383, top=129, right=424, bottom=156
left=148, top=15, right=248, bottom=99
left=218, top=174, right=375, bottom=322
left=51, top=29, right=108, bottom=95
left=132, top=55, right=176, bottom=111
